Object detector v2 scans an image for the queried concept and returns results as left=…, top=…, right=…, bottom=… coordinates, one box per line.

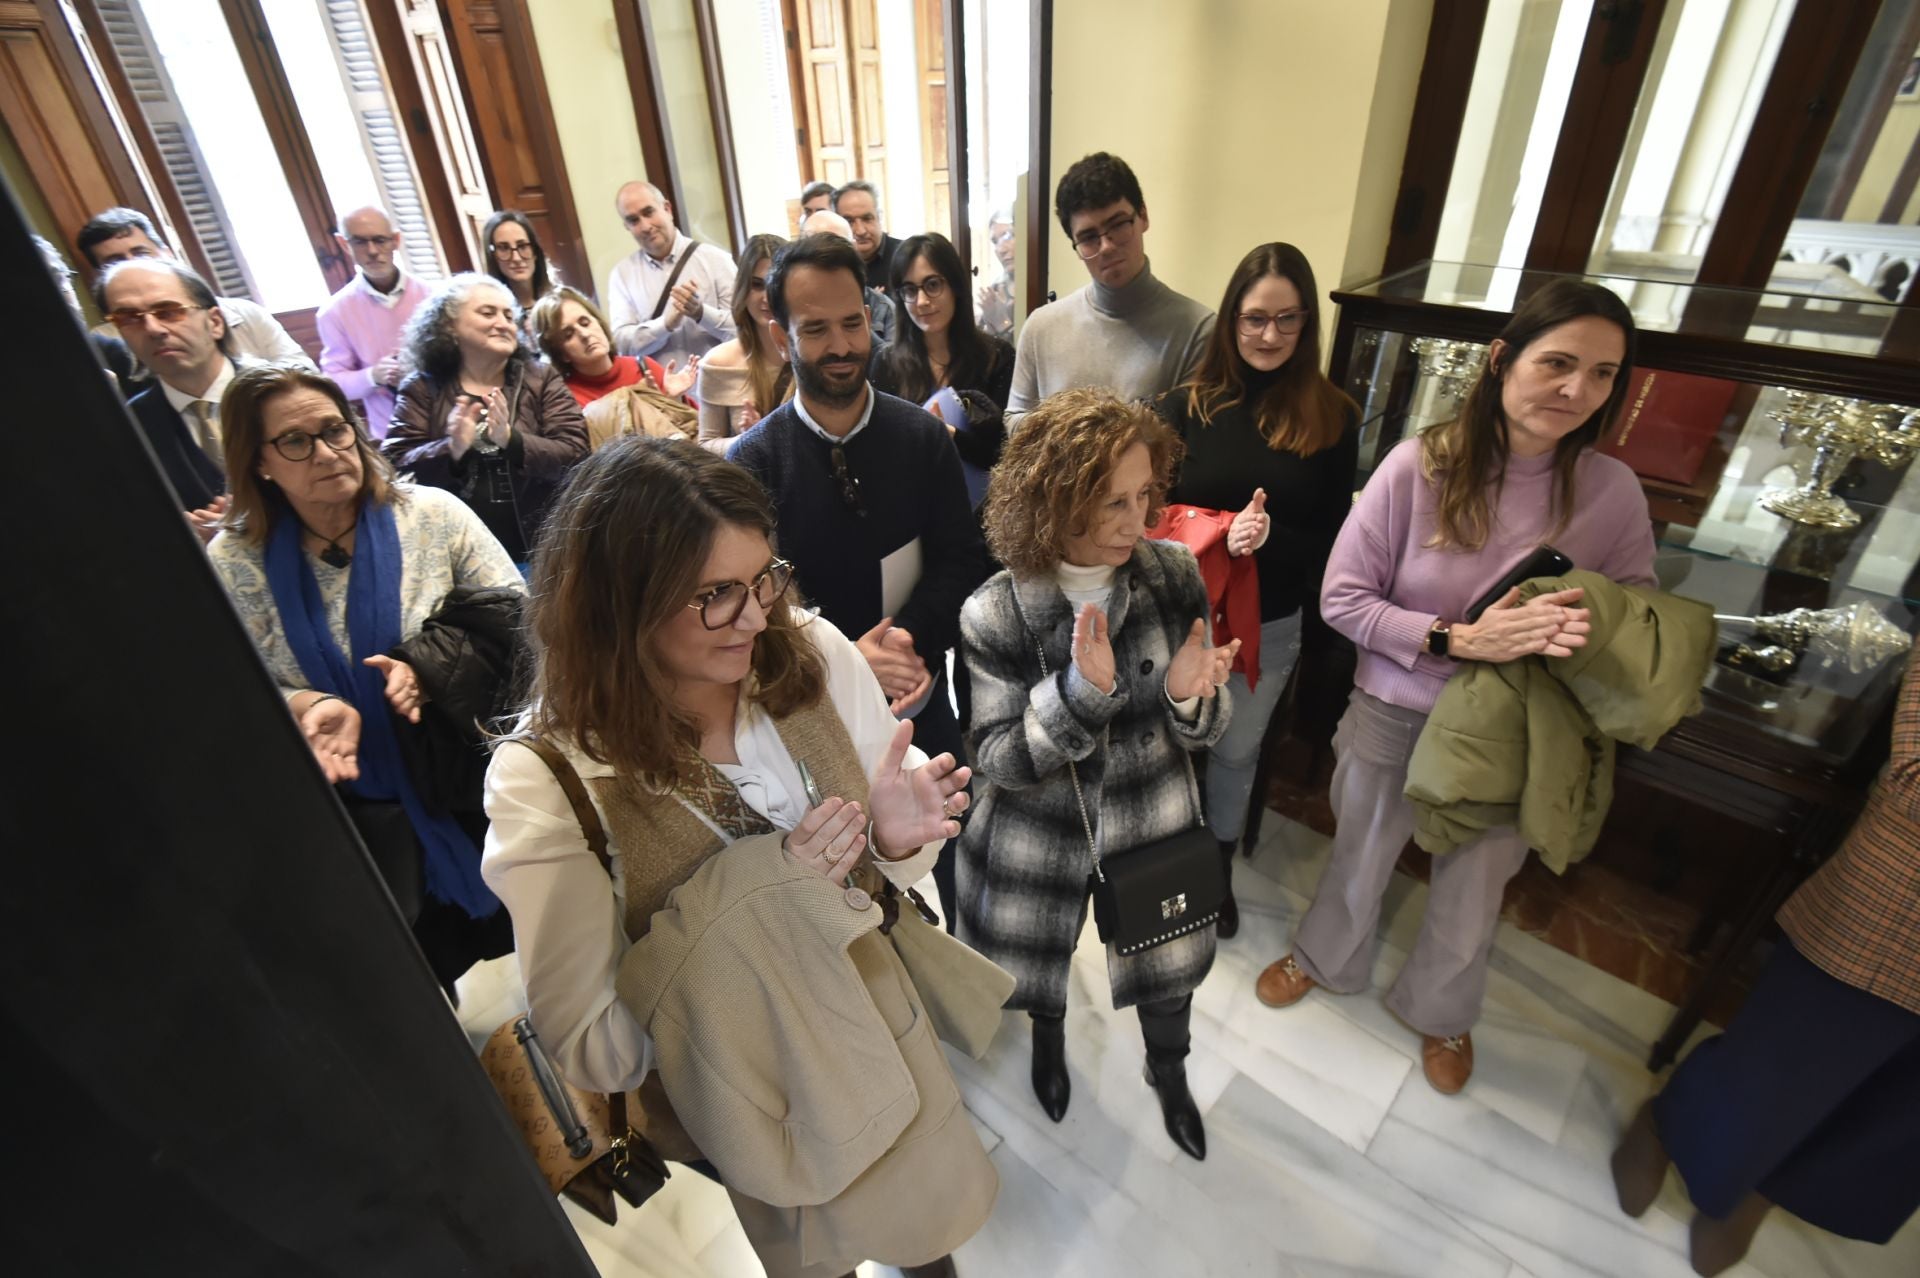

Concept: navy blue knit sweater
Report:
left=730, top=387, right=988, bottom=665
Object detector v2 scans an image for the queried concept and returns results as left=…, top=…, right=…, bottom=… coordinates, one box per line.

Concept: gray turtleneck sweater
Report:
left=1004, top=261, right=1214, bottom=429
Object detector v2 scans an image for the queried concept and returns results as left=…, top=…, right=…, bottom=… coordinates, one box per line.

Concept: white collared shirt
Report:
left=354, top=265, right=412, bottom=310
left=604, top=232, right=738, bottom=363
left=792, top=382, right=876, bottom=445
left=160, top=357, right=238, bottom=458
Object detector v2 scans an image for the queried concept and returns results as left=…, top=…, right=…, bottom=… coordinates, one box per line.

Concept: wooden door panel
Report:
left=915, top=0, right=949, bottom=236
left=792, top=0, right=857, bottom=193
left=0, top=1, right=147, bottom=267
left=846, top=0, right=884, bottom=208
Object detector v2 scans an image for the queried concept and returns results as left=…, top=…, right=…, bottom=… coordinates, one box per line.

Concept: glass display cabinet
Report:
left=1327, top=262, right=1920, bottom=1067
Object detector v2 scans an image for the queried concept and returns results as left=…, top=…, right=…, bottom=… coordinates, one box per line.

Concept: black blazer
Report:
left=127, top=384, right=224, bottom=511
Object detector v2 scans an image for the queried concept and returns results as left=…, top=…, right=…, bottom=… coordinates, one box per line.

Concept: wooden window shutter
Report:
left=86, top=0, right=257, bottom=299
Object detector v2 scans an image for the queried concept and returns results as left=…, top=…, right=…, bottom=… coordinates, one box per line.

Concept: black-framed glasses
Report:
left=489, top=241, right=535, bottom=259
left=267, top=419, right=359, bottom=462
left=686, top=558, right=795, bottom=629
left=346, top=234, right=395, bottom=250
left=105, top=302, right=205, bottom=330
left=897, top=275, right=949, bottom=305
left=1236, top=310, right=1308, bottom=337
left=1070, top=214, right=1138, bottom=260
left=830, top=446, right=865, bottom=517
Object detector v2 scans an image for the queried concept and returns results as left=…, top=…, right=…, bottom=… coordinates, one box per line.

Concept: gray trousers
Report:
left=1292, top=689, right=1529, bottom=1038
left=1205, top=613, right=1303, bottom=841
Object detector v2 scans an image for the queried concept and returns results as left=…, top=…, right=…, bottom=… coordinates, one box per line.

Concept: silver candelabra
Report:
left=1715, top=601, right=1913, bottom=675
left=1759, top=389, right=1920, bottom=530
left=1409, top=337, right=1487, bottom=402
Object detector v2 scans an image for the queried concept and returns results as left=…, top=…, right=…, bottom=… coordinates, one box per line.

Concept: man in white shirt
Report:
left=97, top=258, right=241, bottom=539
left=77, top=207, right=312, bottom=373
left=604, top=180, right=738, bottom=364
left=315, top=205, right=429, bottom=438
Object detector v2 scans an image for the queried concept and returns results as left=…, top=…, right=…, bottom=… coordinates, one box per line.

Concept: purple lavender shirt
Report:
left=1320, top=438, right=1657, bottom=714
left=316, top=271, right=430, bottom=438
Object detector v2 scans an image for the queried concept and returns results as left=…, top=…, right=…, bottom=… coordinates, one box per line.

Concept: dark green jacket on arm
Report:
left=1403, top=570, right=1719, bottom=873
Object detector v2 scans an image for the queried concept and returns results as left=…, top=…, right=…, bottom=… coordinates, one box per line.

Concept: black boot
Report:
left=1030, top=1012, right=1070, bottom=1122
left=1144, top=1053, right=1206, bottom=1160
left=1215, top=839, right=1239, bottom=939
left=901, top=1257, right=958, bottom=1277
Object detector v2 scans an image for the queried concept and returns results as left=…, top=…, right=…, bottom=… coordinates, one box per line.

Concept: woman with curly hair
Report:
left=957, top=387, right=1239, bottom=1161
left=384, top=273, right=587, bottom=565
left=483, top=437, right=994, bottom=1276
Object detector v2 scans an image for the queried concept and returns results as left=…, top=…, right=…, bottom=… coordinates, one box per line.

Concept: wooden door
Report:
left=845, top=0, right=885, bottom=205
left=914, top=0, right=949, bottom=238
left=437, top=0, right=587, bottom=292
left=373, top=0, right=488, bottom=269
left=0, top=0, right=149, bottom=269
left=789, top=0, right=858, bottom=190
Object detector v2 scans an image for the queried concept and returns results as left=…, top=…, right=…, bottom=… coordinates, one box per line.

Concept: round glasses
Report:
left=267, top=420, right=359, bottom=462
left=686, top=559, right=795, bottom=629
left=1236, top=310, right=1307, bottom=337
left=897, top=275, right=949, bottom=305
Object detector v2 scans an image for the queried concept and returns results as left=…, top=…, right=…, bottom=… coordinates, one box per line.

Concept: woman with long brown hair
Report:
left=1161, top=241, right=1358, bottom=936
left=693, top=233, right=791, bottom=453
left=1254, top=278, right=1656, bottom=1095
left=482, top=437, right=994, bottom=1276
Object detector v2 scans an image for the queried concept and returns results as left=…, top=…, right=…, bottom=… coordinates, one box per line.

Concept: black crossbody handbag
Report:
left=1019, top=596, right=1225, bottom=955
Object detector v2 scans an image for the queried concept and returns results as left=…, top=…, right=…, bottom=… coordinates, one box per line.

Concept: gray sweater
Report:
left=1005, top=261, right=1214, bottom=429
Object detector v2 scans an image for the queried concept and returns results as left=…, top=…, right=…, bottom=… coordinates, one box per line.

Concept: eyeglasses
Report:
left=266, top=419, right=359, bottom=462
left=897, top=276, right=949, bottom=305
left=489, top=241, right=535, bottom=259
left=687, top=558, right=795, bottom=629
left=1236, top=310, right=1308, bottom=337
left=830, top=446, right=866, bottom=516
left=104, top=302, right=205, bottom=330
left=1071, top=214, right=1138, bottom=260
left=346, top=234, right=395, bottom=250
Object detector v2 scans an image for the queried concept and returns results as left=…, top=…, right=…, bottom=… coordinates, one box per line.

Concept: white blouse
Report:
left=481, top=615, right=942, bottom=1094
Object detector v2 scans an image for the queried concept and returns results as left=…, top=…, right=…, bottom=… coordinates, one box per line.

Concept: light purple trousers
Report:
left=1292, top=689, right=1529, bottom=1037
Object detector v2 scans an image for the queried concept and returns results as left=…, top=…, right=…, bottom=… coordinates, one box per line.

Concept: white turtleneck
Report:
left=1053, top=559, right=1201, bottom=718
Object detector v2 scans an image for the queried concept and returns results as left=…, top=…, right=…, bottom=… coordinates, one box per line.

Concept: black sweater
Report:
left=1160, top=380, right=1358, bottom=626
left=730, top=388, right=989, bottom=665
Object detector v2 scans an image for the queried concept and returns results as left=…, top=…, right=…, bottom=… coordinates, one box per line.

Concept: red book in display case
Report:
left=1598, top=367, right=1739, bottom=487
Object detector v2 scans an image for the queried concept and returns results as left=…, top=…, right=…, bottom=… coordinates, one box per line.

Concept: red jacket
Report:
left=1147, top=504, right=1263, bottom=687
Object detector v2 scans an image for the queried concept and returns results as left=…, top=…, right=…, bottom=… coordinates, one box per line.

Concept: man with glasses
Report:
left=1005, top=152, right=1212, bottom=430
left=76, top=206, right=311, bottom=375
left=605, top=180, right=737, bottom=366
left=832, top=180, right=902, bottom=297
left=730, top=233, right=987, bottom=930
left=799, top=207, right=895, bottom=346
left=97, top=257, right=241, bottom=538
left=316, top=206, right=428, bottom=438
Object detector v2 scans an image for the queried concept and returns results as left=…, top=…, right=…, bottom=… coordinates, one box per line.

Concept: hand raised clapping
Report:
left=1165, top=618, right=1241, bottom=700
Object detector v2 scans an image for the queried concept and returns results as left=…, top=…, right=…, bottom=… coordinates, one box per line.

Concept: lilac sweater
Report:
left=1321, top=438, right=1656, bottom=714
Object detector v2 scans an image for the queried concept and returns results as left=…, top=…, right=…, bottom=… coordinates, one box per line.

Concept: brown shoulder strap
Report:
left=647, top=241, right=702, bottom=321
left=517, top=736, right=612, bottom=879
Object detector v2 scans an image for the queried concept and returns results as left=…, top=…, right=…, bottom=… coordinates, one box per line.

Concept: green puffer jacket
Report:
left=1403, top=570, right=1719, bottom=874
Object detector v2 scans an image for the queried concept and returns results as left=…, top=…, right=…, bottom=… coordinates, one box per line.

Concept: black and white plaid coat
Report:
left=956, top=538, right=1229, bottom=1015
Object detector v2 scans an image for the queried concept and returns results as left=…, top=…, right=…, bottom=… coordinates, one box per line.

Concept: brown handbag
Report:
left=479, top=736, right=670, bottom=1227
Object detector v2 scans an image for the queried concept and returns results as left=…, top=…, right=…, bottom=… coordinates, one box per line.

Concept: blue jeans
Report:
left=1205, top=613, right=1303, bottom=842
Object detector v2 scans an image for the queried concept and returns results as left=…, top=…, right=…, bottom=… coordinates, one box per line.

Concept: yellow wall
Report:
left=1847, top=98, right=1920, bottom=224
left=1046, top=0, right=1432, bottom=315
left=525, top=0, right=651, bottom=297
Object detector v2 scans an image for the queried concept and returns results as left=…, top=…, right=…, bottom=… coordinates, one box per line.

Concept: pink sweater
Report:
left=1321, top=438, right=1656, bottom=714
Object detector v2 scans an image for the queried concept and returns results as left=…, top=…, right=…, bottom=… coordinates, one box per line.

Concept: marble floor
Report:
left=456, top=813, right=1920, bottom=1278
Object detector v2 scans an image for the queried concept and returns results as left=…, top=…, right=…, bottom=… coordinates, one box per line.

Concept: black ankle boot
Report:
left=1215, top=840, right=1239, bottom=940
left=1144, top=1052, right=1206, bottom=1160
left=1030, top=1014, right=1070, bottom=1122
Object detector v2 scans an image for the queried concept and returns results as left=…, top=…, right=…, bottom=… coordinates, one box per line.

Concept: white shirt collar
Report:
left=793, top=383, right=876, bottom=445
left=354, top=265, right=411, bottom=309
left=160, top=357, right=238, bottom=417
left=642, top=231, right=693, bottom=271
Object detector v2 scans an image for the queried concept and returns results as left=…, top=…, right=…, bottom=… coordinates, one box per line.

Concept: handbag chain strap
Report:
left=1011, top=589, right=1107, bottom=884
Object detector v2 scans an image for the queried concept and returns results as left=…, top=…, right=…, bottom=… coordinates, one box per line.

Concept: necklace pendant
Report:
left=319, top=544, right=353, bottom=569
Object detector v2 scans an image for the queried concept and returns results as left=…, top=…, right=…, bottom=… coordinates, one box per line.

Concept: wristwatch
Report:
left=1426, top=617, right=1455, bottom=659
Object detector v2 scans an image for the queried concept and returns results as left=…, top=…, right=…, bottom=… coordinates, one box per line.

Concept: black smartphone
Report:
left=1464, top=545, right=1574, bottom=623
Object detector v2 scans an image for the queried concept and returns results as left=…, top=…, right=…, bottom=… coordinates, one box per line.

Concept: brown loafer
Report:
left=1255, top=953, right=1318, bottom=1008
left=1421, top=1033, right=1474, bottom=1094
left=1610, top=1099, right=1670, bottom=1219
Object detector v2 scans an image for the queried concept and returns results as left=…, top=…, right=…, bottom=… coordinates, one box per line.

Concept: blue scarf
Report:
left=265, top=499, right=500, bottom=918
